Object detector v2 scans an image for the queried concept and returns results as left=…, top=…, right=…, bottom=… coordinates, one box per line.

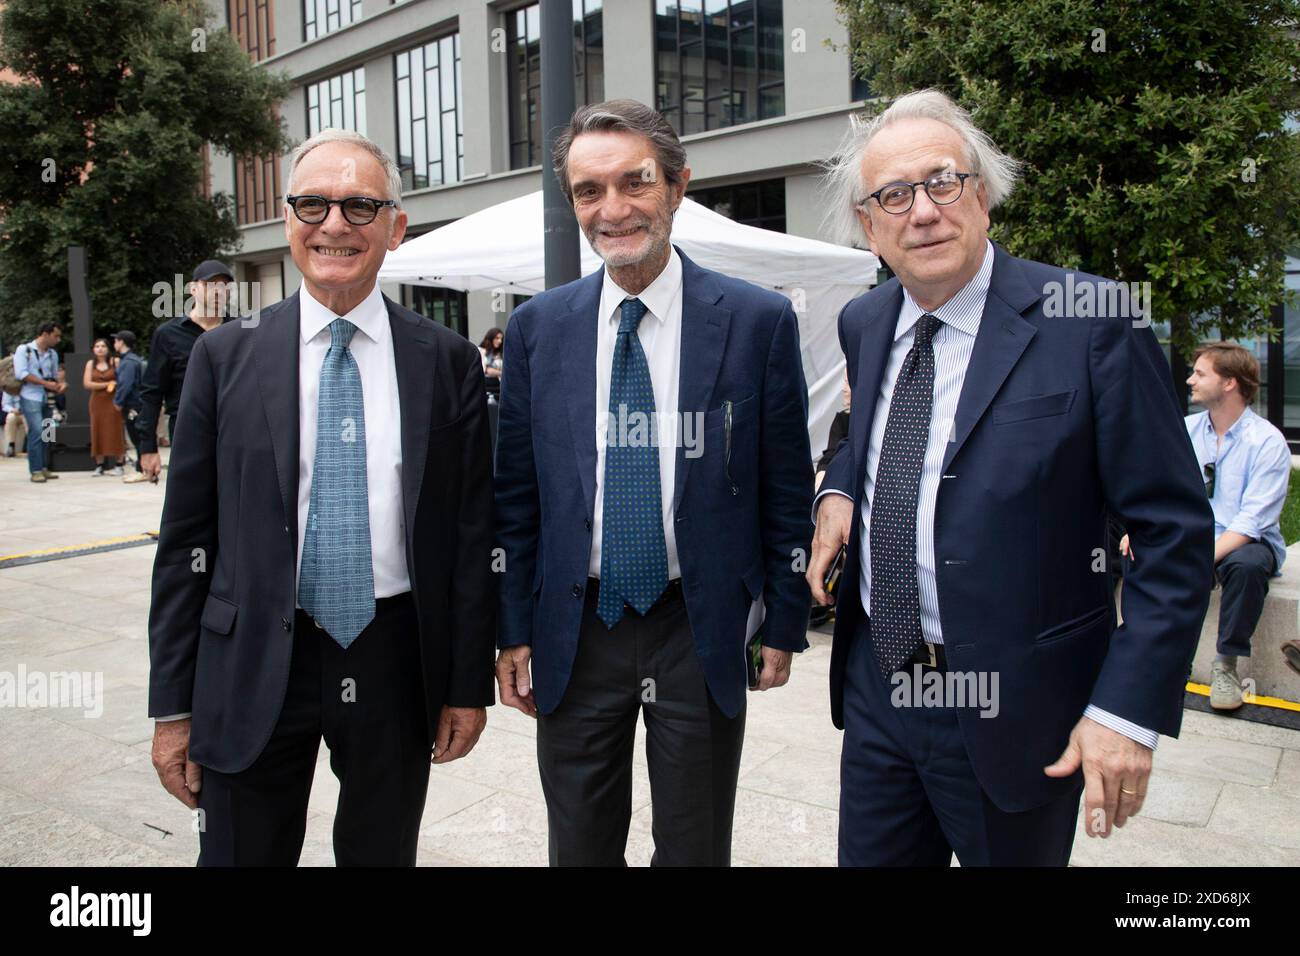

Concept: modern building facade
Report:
left=207, top=0, right=869, bottom=347
left=204, top=1, right=1300, bottom=449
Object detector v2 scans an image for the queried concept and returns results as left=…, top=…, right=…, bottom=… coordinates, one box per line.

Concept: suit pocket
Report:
left=1034, top=604, right=1109, bottom=645
left=993, top=389, right=1076, bottom=425
left=200, top=593, right=238, bottom=636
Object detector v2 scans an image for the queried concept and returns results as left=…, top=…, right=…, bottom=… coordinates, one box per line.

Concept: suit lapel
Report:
left=674, top=248, right=729, bottom=513
left=941, top=248, right=1040, bottom=472
left=253, top=292, right=301, bottom=533
left=388, top=297, right=439, bottom=531
left=560, top=271, right=603, bottom=519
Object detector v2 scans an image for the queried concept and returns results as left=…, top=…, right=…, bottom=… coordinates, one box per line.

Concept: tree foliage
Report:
left=836, top=0, right=1300, bottom=353
left=0, top=0, right=289, bottom=350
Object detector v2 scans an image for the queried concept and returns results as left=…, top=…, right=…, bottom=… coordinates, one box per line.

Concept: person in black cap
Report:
left=137, top=259, right=233, bottom=481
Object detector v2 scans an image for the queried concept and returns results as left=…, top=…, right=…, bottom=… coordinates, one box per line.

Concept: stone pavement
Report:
left=1, top=450, right=1297, bottom=866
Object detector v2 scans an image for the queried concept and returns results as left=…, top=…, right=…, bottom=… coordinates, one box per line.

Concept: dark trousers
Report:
left=839, top=616, right=1082, bottom=866
left=197, top=593, right=432, bottom=866
left=123, top=413, right=143, bottom=471
left=536, top=581, right=746, bottom=866
left=1215, top=541, right=1277, bottom=658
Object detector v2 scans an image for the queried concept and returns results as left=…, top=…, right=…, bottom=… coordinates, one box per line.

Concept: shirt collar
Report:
left=600, top=246, right=682, bottom=328
left=299, top=281, right=387, bottom=345
left=1208, top=405, right=1255, bottom=440
left=895, top=239, right=994, bottom=342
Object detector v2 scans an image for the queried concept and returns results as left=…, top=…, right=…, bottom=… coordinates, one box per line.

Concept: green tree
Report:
left=836, top=0, right=1300, bottom=371
left=0, top=0, right=289, bottom=351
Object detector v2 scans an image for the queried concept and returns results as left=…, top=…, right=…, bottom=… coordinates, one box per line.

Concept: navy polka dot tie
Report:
left=597, top=297, right=669, bottom=629
left=869, top=312, right=941, bottom=676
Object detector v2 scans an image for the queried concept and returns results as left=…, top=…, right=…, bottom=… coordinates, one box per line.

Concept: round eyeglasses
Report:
left=858, top=171, right=977, bottom=216
left=286, top=194, right=397, bottom=225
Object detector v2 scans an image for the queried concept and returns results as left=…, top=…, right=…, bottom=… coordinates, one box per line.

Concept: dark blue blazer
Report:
left=822, top=243, right=1215, bottom=813
left=495, top=246, right=814, bottom=718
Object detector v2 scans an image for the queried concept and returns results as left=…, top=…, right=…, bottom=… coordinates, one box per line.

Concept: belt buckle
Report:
left=924, top=642, right=937, bottom=668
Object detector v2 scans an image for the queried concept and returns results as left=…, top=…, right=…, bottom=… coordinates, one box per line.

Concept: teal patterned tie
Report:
left=298, top=317, right=375, bottom=648
left=597, top=297, right=669, bottom=629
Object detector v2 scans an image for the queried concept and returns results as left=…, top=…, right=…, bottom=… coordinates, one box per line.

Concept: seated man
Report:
left=1185, top=342, right=1290, bottom=710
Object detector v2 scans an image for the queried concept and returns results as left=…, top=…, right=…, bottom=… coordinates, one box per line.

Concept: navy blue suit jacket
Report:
left=495, top=246, right=814, bottom=718
left=822, top=243, right=1214, bottom=812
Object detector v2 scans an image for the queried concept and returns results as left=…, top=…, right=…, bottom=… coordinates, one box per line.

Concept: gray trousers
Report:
left=537, top=581, right=746, bottom=866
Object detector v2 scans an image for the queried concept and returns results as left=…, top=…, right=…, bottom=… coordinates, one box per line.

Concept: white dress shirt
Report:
left=296, top=281, right=410, bottom=601
left=588, top=247, right=684, bottom=580
left=819, top=240, right=1158, bottom=749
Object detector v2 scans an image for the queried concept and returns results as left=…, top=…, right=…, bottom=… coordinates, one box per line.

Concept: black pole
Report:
left=540, top=0, right=580, bottom=290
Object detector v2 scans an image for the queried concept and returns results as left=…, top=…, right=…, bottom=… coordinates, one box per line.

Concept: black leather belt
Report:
left=586, top=577, right=684, bottom=613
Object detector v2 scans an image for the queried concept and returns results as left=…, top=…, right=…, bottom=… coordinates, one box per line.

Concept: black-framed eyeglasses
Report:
left=859, top=171, right=977, bottom=216
left=1204, top=462, right=1216, bottom=499
left=286, top=194, right=397, bottom=225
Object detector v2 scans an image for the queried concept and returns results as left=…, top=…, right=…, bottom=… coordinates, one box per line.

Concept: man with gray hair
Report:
left=494, top=99, right=814, bottom=865
left=148, top=127, right=496, bottom=865
left=808, top=89, right=1213, bottom=865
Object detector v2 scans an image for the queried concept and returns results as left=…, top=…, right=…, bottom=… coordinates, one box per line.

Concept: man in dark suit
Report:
left=808, top=90, right=1214, bottom=866
left=148, top=129, right=495, bottom=866
left=494, top=100, right=814, bottom=866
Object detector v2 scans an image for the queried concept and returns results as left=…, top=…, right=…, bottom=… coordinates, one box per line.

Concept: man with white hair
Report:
left=147, top=128, right=496, bottom=865
left=807, top=90, right=1214, bottom=865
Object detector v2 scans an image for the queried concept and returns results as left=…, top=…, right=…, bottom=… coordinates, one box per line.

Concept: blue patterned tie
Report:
left=298, top=317, right=375, bottom=648
left=597, top=297, right=669, bottom=629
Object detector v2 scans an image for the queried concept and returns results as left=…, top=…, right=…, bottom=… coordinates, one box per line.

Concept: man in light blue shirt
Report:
left=1185, top=342, right=1291, bottom=710
left=12, top=321, right=65, bottom=482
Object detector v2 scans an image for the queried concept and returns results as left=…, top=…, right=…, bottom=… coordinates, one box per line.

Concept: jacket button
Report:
left=281, top=616, right=291, bottom=632
left=584, top=518, right=591, bottom=531
left=572, top=583, right=583, bottom=598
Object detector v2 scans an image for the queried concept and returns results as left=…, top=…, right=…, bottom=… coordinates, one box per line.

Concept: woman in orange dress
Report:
left=84, top=337, right=125, bottom=476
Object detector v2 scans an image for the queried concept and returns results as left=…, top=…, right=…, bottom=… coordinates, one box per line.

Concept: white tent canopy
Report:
left=379, top=191, right=878, bottom=458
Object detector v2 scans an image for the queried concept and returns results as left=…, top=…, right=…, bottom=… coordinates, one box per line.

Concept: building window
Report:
left=306, top=67, right=366, bottom=136
left=655, top=0, right=784, bottom=135
left=395, top=34, right=463, bottom=191
left=407, top=286, right=469, bottom=338
left=235, top=153, right=281, bottom=225
left=304, top=0, right=362, bottom=42
left=228, top=0, right=276, bottom=61
left=508, top=1, right=605, bottom=170
left=689, top=178, right=785, bottom=232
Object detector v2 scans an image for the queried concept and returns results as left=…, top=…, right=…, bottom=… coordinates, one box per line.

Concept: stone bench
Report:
left=1188, top=541, right=1300, bottom=703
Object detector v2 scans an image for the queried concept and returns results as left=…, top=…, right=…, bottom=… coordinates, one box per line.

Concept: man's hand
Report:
left=1044, top=715, right=1152, bottom=838
left=431, top=706, right=487, bottom=764
left=151, top=718, right=202, bottom=810
left=808, top=494, right=853, bottom=605
left=756, top=646, right=793, bottom=691
left=140, top=452, right=162, bottom=480
left=496, top=645, right=537, bottom=717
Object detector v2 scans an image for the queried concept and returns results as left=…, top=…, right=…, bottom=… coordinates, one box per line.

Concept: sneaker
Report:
left=91, top=465, right=105, bottom=477
left=3, top=444, right=13, bottom=458
left=111, top=465, right=124, bottom=476
left=123, top=472, right=149, bottom=484
left=41, top=468, right=58, bottom=479
left=1210, top=660, right=1244, bottom=711
left=30, top=472, right=46, bottom=483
